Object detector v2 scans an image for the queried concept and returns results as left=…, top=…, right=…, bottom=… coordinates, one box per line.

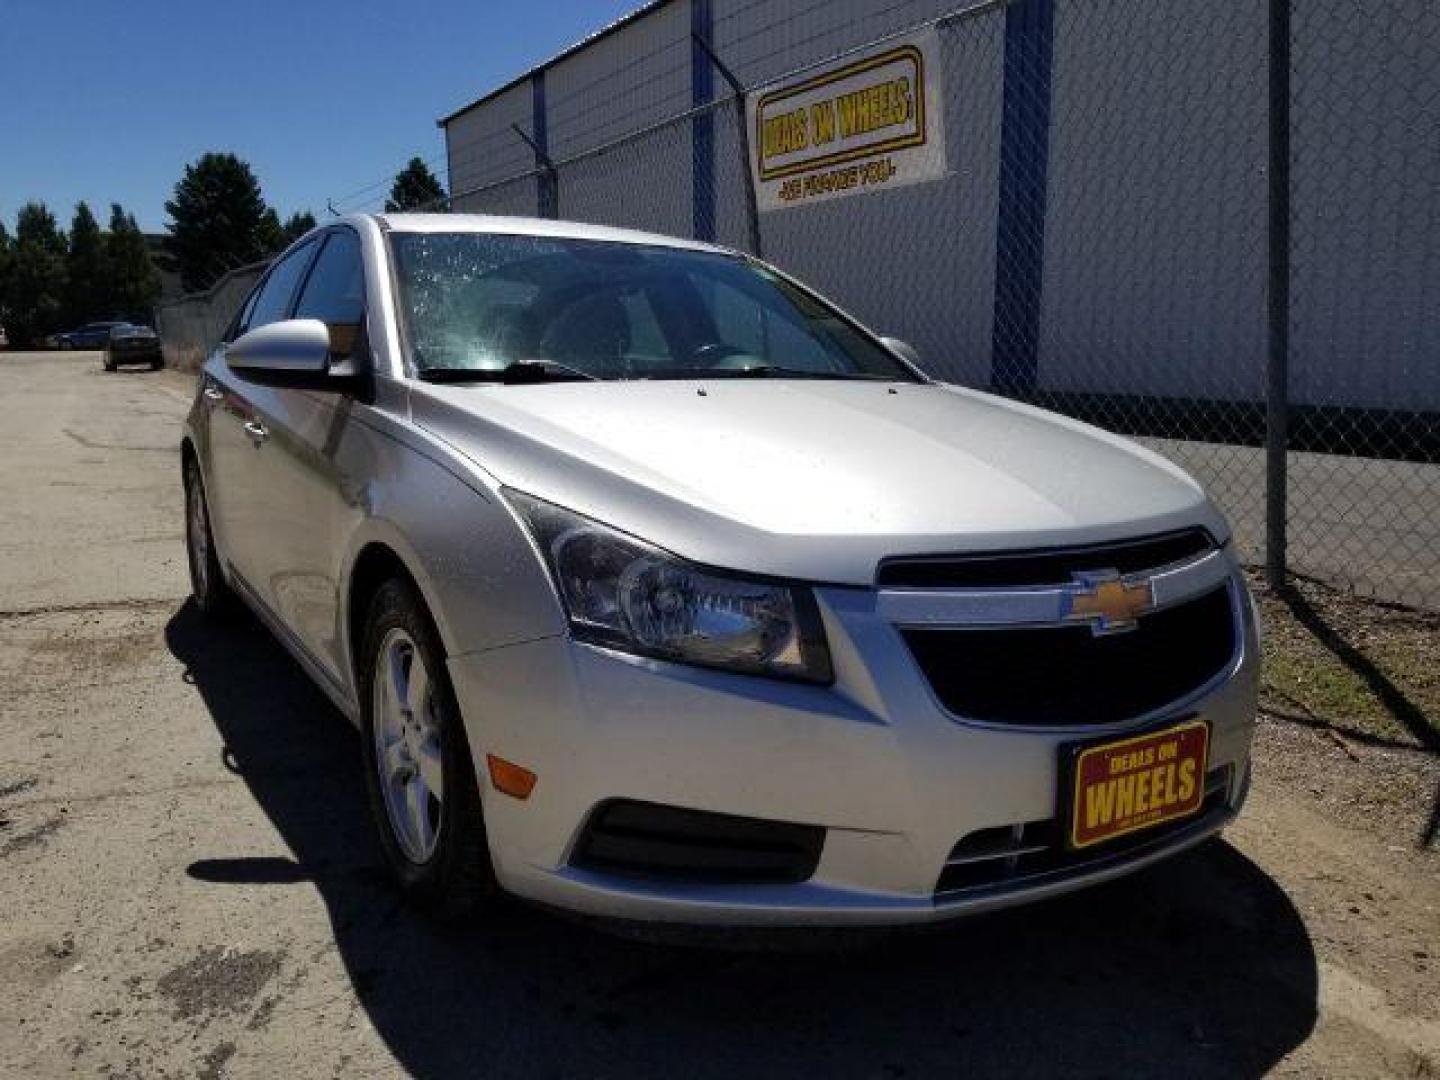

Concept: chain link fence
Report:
left=434, top=0, right=1440, bottom=610
left=1286, top=0, right=1440, bottom=607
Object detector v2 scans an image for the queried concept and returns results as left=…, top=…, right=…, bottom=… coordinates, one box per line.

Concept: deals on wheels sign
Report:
left=747, top=30, right=947, bottom=212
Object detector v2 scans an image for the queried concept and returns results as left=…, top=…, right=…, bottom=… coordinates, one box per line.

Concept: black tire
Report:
left=183, top=458, right=235, bottom=616
left=358, top=578, right=495, bottom=919
left=103, top=360, right=115, bottom=372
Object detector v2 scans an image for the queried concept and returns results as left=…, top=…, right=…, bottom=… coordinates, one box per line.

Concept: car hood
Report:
left=411, top=379, right=1227, bottom=585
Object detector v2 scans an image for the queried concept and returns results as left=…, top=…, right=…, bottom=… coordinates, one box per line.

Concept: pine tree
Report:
left=385, top=158, right=447, bottom=213
left=281, top=211, right=317, bottom=246
left=258, top=207, right=285, bottom=257
left=8, top=203, right=67, bottom=345
left=65, top=202, right=109, bottom=324
left=106, top=204, right=161, bottom=323
left=164, top=153, right=280, bottom=292
left=0, top=217, right=13, bottom=333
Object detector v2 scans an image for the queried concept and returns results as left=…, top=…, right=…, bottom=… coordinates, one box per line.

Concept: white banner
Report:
left=746, top=29, right=947, bottom=212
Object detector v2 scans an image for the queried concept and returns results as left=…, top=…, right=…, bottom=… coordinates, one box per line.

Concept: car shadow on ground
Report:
left=166, top=601, right=1318, bottom=1079
left=1276, top=584, right=1440, bottom=847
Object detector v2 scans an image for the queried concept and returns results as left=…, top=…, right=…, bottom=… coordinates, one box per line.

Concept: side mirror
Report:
left=226, top=318, right=332, bottom=376
left=881, top=336, right=922, bottom=370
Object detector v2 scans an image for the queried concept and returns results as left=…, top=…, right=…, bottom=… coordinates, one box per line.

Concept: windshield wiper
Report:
left=417, top=360, right=599, bottom=384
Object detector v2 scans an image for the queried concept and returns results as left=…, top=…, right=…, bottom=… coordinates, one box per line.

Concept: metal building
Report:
left=438, top=0, right=1439, bottom=423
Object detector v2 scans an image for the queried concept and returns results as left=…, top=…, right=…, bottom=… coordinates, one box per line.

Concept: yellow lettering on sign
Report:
left=835, top=77, right=913, bottom=139
left=1177, top=758, right=1197, bottom=803
left=1113, top=774, right=1136, bottom=819
left=1085, top=781, right=1117, bottom=828
left=762, top=109, right=809, bottom=159
left=810, top=101, right=836, bottom=145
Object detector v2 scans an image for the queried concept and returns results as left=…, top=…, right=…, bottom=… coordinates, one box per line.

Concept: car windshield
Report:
left=388, top=232, right=920, bottom=382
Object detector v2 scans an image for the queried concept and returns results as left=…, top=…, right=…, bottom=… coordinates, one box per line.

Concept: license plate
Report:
left=1065, top=719, right=1209, bottom=850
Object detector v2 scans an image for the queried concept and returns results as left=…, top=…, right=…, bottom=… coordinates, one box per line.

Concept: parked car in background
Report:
left=104, top=324, right=163, bottom=371
left=55, top=322, right=126, bottom=350
left=183, top=214, right=1258, bottom=926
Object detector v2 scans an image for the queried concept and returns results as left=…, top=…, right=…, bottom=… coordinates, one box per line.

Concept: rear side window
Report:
left=245, top=240, right=319, bottom=332
left=294, top=231, right=365, bottom=360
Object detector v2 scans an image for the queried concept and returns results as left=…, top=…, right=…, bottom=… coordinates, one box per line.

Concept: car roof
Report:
left=368, top=212, right=730, bottom=256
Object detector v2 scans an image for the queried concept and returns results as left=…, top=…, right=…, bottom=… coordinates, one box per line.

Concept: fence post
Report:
left=531, top=72, right=558, bottom=219
left=511, top=123, right=558, bottom=220
left=690, top=0, right=716, bottom=242
left=691, top=31, right=762, bottom=257
left=989, top=0, right=1055, bottom=397
left=1265, top=0, right=1291, bottom=590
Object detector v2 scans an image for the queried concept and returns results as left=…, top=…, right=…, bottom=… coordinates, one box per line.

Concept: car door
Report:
left=235, top=228, right=368, bottom=679
left=204, top=238, right=320, bottom=604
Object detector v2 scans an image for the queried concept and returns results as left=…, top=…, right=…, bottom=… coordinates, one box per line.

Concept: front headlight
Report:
left=505, top=491, right=833, bottom=683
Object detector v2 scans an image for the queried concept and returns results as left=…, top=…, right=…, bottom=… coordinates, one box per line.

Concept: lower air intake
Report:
left=571, top=800, right=825, bottom=885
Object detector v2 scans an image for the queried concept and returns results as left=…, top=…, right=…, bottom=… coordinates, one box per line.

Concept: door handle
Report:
left=243, top=420, right=269, bottom=444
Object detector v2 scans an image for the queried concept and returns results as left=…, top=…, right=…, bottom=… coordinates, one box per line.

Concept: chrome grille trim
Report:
left=876, top=546, right=1231, bottom=629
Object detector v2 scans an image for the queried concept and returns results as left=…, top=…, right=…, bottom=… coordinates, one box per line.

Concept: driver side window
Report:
left=293, top=231, right=365, bottom=362
left=237, top=240, right=320, bottom=339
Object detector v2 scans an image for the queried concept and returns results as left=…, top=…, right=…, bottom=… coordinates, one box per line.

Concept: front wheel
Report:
left=359, top=579, right=495, bottom=919
left=183, top=458, right=234, bottom=616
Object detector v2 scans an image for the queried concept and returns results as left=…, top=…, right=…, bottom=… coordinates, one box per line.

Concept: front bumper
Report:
left=448, top=563, right=1259, bottom=927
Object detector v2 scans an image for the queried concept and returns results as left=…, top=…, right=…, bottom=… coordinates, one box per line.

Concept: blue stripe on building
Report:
left=990, top=0, right=1055, bottom=394
left=691, top=0, right=716, bottom=241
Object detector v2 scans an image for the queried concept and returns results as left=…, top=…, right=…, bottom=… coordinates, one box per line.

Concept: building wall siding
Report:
left=440, top=0, right=1440, bottom=412
left=447, top=82, right=537, bottom=203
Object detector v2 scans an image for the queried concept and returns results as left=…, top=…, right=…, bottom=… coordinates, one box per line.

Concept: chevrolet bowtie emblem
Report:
left=1065, top=572, right=1154, bottom=634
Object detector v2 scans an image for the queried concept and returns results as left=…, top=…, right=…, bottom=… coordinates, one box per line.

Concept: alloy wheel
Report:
left=371, top=627, right=445, bottom=863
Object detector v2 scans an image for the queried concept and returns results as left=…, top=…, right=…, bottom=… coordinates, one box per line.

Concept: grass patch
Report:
left=1248, top=569, right=1440, bottom=752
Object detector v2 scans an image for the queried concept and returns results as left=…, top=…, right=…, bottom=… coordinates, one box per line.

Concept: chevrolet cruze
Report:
left=182, top=214, right=1258, bottom=925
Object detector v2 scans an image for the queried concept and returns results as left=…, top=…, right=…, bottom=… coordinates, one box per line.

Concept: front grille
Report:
left=934, top=766, right=1232, bottom=896
left=570, top=800, right=824, bottom=885
left=902, top=584, right=1236, bottom=726
left=877, top=528, right=1214, bottom=589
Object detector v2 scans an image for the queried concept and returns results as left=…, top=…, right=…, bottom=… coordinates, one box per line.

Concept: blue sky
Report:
left=0, top=0, right=638, bottom=233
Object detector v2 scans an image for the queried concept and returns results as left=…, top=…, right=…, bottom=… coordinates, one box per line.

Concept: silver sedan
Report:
left=182, top=214, right=1258, bottom=925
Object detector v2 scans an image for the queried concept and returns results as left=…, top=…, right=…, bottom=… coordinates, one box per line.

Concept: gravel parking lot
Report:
left=1, top=351, right=1436, bottom=1079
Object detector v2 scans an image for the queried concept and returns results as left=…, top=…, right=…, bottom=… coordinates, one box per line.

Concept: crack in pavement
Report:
left=0, top=596, right=187, bottom=621
left=62, top=427, right=177, bottom=453
left=3, top=775, right=246, bottom=810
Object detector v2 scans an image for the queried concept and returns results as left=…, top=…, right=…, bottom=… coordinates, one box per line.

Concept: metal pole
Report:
left=691, top=32, right=762, bottom=257
left=1265, top=0, right=1291, bottom=590
left=511, top=124, right=558, bottom=219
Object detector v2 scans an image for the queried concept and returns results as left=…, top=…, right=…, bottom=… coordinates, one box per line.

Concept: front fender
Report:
left=334, top=451, right=566, bottom=697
